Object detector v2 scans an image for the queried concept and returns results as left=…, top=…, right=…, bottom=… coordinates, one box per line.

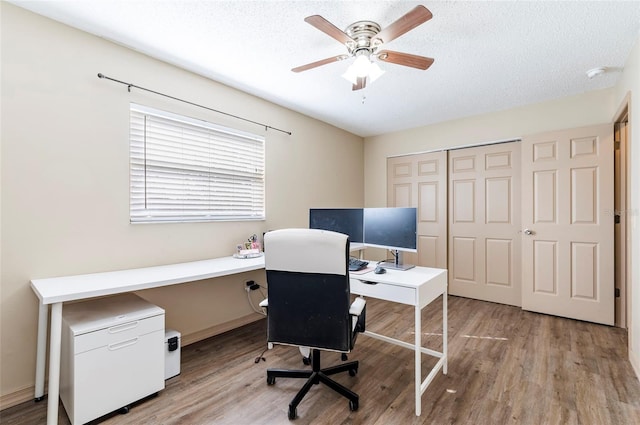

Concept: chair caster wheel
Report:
left=349, top=399, right=359, bottom=411
left=348, top=368, right=357, bottom=377
left=341, top=353, right=348, bottom=361
left=267, top=375, right=276, bottom=385
left=302, top=356, right=311, bottom=366
left=288, top=406, right=297, bottom=420
left=118, top=406, right=130, bottom=414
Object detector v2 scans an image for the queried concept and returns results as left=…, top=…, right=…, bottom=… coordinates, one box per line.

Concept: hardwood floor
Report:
left=2, top=296, right=639, bottom=424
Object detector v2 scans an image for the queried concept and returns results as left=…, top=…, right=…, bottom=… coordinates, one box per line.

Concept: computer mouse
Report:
left=374, top=266, right=386, bottom=274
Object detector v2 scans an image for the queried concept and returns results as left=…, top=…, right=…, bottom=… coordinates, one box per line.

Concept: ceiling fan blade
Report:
left=304, top=15, right=355, bottom=45
left=372, top=5, right=433, bottom=45
left=291, top=55, right=348, bottom=73
left=377, top=50, right=434, bottom=70
left=352, top=77, right=366, bottom=91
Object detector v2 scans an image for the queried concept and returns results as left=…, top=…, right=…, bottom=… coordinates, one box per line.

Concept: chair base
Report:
left=266, top=349, right=359, bottom=420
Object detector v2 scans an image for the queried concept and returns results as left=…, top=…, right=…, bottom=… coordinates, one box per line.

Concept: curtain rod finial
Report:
left=97, top=73, right=104, bottom=79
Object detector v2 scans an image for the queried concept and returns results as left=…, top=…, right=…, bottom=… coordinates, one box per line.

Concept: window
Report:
left=130, top=103, right=265, bottom=223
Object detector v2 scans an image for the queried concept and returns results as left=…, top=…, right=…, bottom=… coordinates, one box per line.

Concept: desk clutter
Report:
left=60, top=294, right=167, bottom=424
left=234, top=233, right=263, bottom=258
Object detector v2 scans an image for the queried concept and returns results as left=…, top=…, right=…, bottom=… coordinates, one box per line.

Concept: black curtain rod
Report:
left=97, top=73, right=292, bottom=136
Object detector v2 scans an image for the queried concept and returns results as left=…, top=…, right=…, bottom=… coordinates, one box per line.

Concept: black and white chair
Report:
left=262, top=228, right=366, bottom=420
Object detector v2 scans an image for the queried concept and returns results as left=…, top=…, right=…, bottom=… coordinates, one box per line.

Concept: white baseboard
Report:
left=181, top=313, right=264, bottom=346
left=0, top=385, right=38, bottom=411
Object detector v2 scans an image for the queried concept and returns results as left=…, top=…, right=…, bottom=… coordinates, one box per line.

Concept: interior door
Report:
left=387, top=151, right=447, bottom=268
left=448, top=142, right=522, bottom=306
left=521, top=124, right=614, bottom=325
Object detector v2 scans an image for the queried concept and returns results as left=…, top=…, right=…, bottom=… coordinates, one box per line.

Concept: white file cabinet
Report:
left=60, top=293, right=165, bottom=424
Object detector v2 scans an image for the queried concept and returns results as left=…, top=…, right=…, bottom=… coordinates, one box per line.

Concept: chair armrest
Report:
left=349, top=297, right=366, bottom=316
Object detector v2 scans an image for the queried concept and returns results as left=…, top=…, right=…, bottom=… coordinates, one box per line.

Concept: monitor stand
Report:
left=380, top=250, right=415, bottom=271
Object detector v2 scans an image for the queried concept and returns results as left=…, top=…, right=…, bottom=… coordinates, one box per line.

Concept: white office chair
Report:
left=262, top=228, right=366, bottom=420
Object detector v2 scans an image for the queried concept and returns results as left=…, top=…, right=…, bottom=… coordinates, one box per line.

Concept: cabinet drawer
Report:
left=74, top=314, right=164, bottom=355
left=350, top=279, right=415, bottom=305
left=71, top=328, right=165, bottom=424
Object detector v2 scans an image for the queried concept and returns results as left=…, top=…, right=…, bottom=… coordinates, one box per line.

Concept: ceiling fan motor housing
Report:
left=345, top=20, right=382, bottom=57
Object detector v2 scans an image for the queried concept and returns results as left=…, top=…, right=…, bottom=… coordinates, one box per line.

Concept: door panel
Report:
left=452, top=180, right=475, bottom=222
left=533, top=240, right=557, bottom=294
left=387, top=151, right=447, bottom=269
left=486, top=238, right=511, bottom=286
left=448, top=142, right=522, bottom=306
left=452, top=236, right=476, bottom=282
left=521, top=124, right=614, bottom=325
left=534, top=170, right=557, bottom=223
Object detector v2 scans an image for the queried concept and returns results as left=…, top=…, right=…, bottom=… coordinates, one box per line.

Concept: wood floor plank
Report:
left=1, top=296, right=639, bottom=424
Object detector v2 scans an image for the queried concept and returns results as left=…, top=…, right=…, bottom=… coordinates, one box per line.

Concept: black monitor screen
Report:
left=309, top=208, right=364, bottom=243
left=363, top=207, right=417, bottom=252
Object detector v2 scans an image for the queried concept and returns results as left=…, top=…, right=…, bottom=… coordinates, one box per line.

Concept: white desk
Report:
left=31, top=256, right=265, bottom=425
left=350, top=265, right=447, bottom=416
left=31, top=253, right=445, bottom=423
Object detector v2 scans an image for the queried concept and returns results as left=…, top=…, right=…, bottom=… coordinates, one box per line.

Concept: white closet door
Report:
left=387, top=151, right=447, bottom=268
left=448, top=142, right=522, bottom=306
left=521, top=124, right=614, bottom=325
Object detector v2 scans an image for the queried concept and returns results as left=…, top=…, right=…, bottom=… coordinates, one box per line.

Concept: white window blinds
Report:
left=130, top=103, right=265, bottom=223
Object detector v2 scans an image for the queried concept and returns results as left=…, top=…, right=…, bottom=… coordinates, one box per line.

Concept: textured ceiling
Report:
left=9, top=1, right=640, bottom=137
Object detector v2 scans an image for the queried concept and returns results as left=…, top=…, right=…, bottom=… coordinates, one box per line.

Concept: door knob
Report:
left=523, top=229, right=534, bottom=235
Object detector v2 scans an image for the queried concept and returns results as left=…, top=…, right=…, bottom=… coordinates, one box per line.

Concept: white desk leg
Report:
left=34, top=302, right=49, bottom=401
left=46, top=302, right=63, bottom=425
left=415, top=304, right=421, bottom=416
left=443, top=292, right=448, bottom=375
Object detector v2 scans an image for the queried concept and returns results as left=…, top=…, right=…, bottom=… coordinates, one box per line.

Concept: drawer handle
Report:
left=108, top=337, right=139, bottom=351
left=108, top=321, right=139, bottom=334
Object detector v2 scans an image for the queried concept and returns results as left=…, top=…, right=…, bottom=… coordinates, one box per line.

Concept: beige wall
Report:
left=613, top=36, right=640, bottom=379
left=0, top=3, right=364, bottom=402
left=364, top=34, right=640, bottom=378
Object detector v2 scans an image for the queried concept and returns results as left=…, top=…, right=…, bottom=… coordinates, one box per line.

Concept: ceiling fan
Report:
left=292, top=5, right=435, bottom=91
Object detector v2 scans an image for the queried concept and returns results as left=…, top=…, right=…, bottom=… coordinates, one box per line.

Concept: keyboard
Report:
left=348, top=257, right=369, bottom=271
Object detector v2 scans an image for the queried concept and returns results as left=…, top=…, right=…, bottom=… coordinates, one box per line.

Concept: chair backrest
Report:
left=264, top=228, right=351, bottom=352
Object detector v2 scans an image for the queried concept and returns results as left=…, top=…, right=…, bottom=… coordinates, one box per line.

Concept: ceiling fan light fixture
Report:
left=342, top=56, right=385, bottom=85
left=353, top=54, right=372, bottom=77
left=368, top=62, right=385, bottom=83
left=341, top=66, right=359, bottom=85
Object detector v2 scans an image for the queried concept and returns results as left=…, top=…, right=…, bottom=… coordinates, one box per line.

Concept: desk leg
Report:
left=34, top=302, right=49, bottom=401
left=414, top=304, right=421, bottom=416
left=46, top=302, right=62, bottom=425
left=443, top=292, right=448, bottom=375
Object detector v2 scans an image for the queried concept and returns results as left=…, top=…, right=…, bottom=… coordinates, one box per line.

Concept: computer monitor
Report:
left=309, top=208, right=364, bottom=243
left=363, top=207, right=417, bottom=270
